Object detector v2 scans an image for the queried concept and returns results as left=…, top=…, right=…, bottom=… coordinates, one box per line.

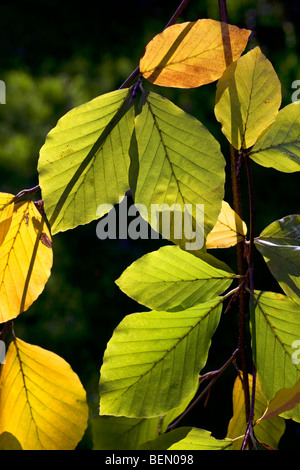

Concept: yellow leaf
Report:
left=0, top=200, right=53, bottom=323
left=260, top=379, right=300, bottom=421
left=140, top=19, right=251, bottom=88
left=0, top=193, right=14, bottom=246
left=215, top=46, right=281, bottom=149
left=0, top=338, right=89, bottom=450
left=206, top=201, right=247, bottom=249
left=227, top=373, right=285, bottom=450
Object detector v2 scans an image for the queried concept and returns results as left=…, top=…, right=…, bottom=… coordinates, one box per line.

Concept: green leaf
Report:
left=116, top=245, right=236, bottom=311
left=38, top=88, right=134, bottom=234
left=227, top=373, right=285, bottom=450
left=140, top=427, right=234, bottom=450
left=131, top=90, right=225, bottom=248
left=215, top=46, right=281, bottom=150
left=250, top=102, right=300, bottom=172
left=250, top=291, right=300, bottom=422
left=255, top=215, right=300, bottom=305
left=91, top=415, right=162, bottom=450
left=260, top=378, right=300, bottom=421
left=99, top=298, right=223, bottom=418
left=92, top=389, right=195, bottom=450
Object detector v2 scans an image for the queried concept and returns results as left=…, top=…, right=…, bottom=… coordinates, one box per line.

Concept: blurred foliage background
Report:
left=0, top=0, right=299, bottom=449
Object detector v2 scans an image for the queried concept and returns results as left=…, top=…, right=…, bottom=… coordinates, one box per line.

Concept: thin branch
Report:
left=119, top=0, right=190, bottom=90
left=167, top=348, right=239, bottom=432
left=240, top=152, right=256, bottom=450
left=0, top=321, right=12, bottom=341
left=241, top=363, right=257, bottom=449
left=14, top=184, right=40, bottom=203
left=244, top=151, right=255, bottom=292
left=164, top=0, right=191, bottom=29
left=218, top=0, right=229, bottom=23
left=218, top=0, right=251, bottom=429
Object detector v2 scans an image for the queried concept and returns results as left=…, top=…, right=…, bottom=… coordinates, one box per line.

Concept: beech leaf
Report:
left=99, top=298, right=223, bottom=418
left=250, top=291, right=300, bottom=422
left=227, top=373, right=285, bottom=450
left=206, top=201, right=247, bottom=249
left=215, top=46, right=281, bottom=149
left=38, top=88, right=134, bottom=234
left=255, top=214, right=300, bottom=305
left=140, top=19, right=251, bottom=88
left=140, top=427, right=234, bottom=450
left=116, top=245, right=236, bottom=311
left=250, top=102, right=300, bottom=172
left=260, top=379, right=300, bottom=421
left=132, top=90, right=226, bottom=247
left=0, top=201, right=53, bottom=323
left=0, top=338, right=89, bottom=450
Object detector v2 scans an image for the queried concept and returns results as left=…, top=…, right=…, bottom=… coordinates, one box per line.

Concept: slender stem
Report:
left=0, top=321, right=12, bottom=341
left=119, top=0, right=190, bottom=90
left=218, top=0, right=251, bottom=426
left=164, top=0, right=190, bottom=29
left=239, top=152, right=256, bottom=450
left=167, top=348, right=239, bottom=431
left=218, top=0, right=229, bottom=23
left=244, top=151, right=255, bottom=292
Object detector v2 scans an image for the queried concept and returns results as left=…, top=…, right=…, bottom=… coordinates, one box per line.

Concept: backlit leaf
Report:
left=140, top=427, right=234, bottom=450
left=250, top=291, right=300, bottom=422
left=255, top=214, right=300, bottom=305
left=99, top=298, right=223, bottom=418
left=140, top=19, right=250, bottom=88
left=92, top=389, right=195, bottom=450
left=0, top=338, right=88, bottom=450
left=260, top=378, right=300, bottom=421
left=92, top=415, right=163, bottom=451
left=250, top=102, right=300, bottom=172
left=131, top=90, right=226, bottom=248
left=215, top=46, right=281, bottom=150
left=0, top=201, right=53, bottom=323
left=206, top=201, right=247, bottom=249
left=38, top=88, right=134, bottom=234
left=116, top=245, right=236, bottom=311
left=227, top=373, right=285, bottom=450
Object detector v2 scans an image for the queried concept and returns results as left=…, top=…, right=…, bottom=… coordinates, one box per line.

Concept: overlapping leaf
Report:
left=250, top=291, right=300, bottom=422
left=0, top=200, right=53, bottom=322
left=38, top=88, right=134, bottom=234
left=255, top=215, right=300, bottom=305
left=250, top=102, right=300, bottom=172
left=132, top=90, right=226, bottom=248
left=116, top=245, right=236, bottom=311
left=227, top=373, right=285, bottom=450
left=92, top=389, right=195, bottom=450
left=206, top=200, right=247, bottom=249
left=0, top=338, right=89, bottom=450
left=215, top=46, right=281, bottom=150
left=259, top=379, right=300, bottom=421
left=99, top=298, right=223, bottom=418
left=139, top=19, right=250, bottom=88
left=140, top=427, right=234, bottom=450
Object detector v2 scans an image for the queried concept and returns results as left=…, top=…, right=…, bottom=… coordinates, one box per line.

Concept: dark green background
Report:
left=0, top=0, right=299, bottom=449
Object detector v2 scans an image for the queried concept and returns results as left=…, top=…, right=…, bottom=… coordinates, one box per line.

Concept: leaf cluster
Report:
left=0, top=13, right=300, bottom=450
